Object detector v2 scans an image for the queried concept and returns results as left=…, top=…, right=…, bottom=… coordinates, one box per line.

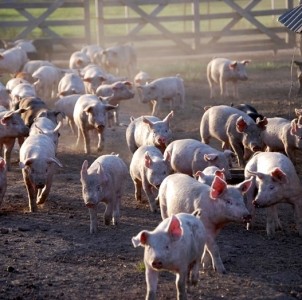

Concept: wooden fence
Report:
left=0, top=0, right=300, bottom=58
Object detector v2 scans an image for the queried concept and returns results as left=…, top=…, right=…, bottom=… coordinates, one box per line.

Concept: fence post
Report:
left=84, top=0, right=91, bottom=45
left=95, top=0, right=104, bottom=47
left=192, top=0, right=200, bottom=51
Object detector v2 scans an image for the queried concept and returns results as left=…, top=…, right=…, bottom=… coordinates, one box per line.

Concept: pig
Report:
left=80, top=154, right=128, bottom=233
left=32, top=65, right=63, bottom=106
left=244, top=151, right=302, bottom=236
left=29, top=117, right=62, bottom=150
left=0, top=47, right=28, bottom=75
left=96, top=44, right=137, bottom=77
left=294, top=60, right=302, bottom=95
left=10, top=82, right=36, bottom=109
left=129, top=145, right=171, bottom=212
left=0, top=108, right=30, bottom=170
left=207, top=57, right=250, bottom=98
left=6, top=78, right=29, bottom=93
left=158, top=173, right=253, bottom=273
left=0, top=157, right=7, bottom=208
left=69, top=50, right=90, bottom=70
left=73, top=94, right=117, bottom=154
left=232, top=103, right=265, bottom=122
left=54, top=94, right=81, bottom=134
left=18, top=97, right=61, bottom=128
left=126, top=111, right=174, bottom=154
left=81, top=44, right=103, bottom=63
left=82, top=64, right=107, bottom=94
left=132, top=211, right=206, bottom=300
left=164, top=138, right=233, bottom=180
left=57, top=73, right=85, bottom=97
left=22, top=60, right=54, bottom=75
left=96, top=81, right=135, bottom=126
left=200, top=105, right=267, bottom=167
left=195, top=166, right=226, bottom=186
left=136, top=75, right=185, bottom=116
left=262, top=116, right=302, bottom=163
left=19, top=134, right=63, bottom=212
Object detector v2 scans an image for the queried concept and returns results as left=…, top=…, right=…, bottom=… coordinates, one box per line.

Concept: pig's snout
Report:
left=152, top=260, right=163, bottom=270
left=251, top=145, right=262, bottom=152
left=252, top=199, right=261, bottom=208
left=96, top=124, right=105, bottom=130
left=157, top=137, right=166, bottom=146
left=36, top=183, right=45, bottom=189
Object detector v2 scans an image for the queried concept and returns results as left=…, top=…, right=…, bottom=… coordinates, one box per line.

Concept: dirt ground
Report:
left=0, top=51, right=302, bottom=300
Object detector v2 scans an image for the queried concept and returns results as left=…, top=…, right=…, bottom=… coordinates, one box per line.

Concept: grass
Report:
left=0, top=1, right=297, bottom=40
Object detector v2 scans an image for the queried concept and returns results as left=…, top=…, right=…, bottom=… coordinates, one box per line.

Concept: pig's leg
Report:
left=23, top=170, right=37, bottom=212
left=151, top=99, right=161, bottom=117
left=145, top=266, right=158, bottom=300
left=175, top=271, right=188, bottom=300
left=219, top=79, right=227, bottom=97
left=189, top=258, right=200, bottom=286
left=133, top=178, right=142, bottom=203
left=88, top=207, right=98, bottom=234
left=97, top=132, right=104, bottom=152
left=266, top=205, right=282, bottom=236
left=81, top=128, right=91, bottom=154
left=104, top=202, right=113, bottom=225
left=3, top=138, right=15, bottom=171
left=142, top=180, right=157, bottom=212
left=229, top=140, right=245, bottom=167
left=112, top=196, right=120, bottom=225
left=232, top=81, right=239, bottom=98
left=76, top=127, right=82, bottom=149
left=203, top=235, right=226, bottom=274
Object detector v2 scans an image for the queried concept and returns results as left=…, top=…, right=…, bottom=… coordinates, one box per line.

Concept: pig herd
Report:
left=0, top=41, right=302, bottom=300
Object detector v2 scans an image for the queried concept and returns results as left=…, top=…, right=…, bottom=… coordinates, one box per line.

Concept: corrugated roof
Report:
left=278, top=4, right=302, bottom=33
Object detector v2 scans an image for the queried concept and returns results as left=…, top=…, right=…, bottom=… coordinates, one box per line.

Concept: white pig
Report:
left=54, top=94, right=81, bottom=134
left=262, top=116, right=302, bottom=163
left=132, top=211, right=206, bottom=300
left=0, top=157, right=7, bottom=208
left=158, top=173, right=252, bottom=273
left=164, top=138, right=233, bottom=180
left=73, top=94, right=117, bottom=154
left=0, top=47, right=28, bottom=75
left=19, top=134, right=63, bottom=212
left=244, top=151, right=302, bottom=236
left=69, top=50, right=90, bottom=70
left=195, top=166, right=226, bottom=186
left=126, top=111, right=174, bottom=154
left=80, top=154, right=128, bottom=234
left=207, top=57, right=250, bottom=98
left=136, top=75, right=185, bottom=116
left=200, top=105, right=267, bottom=167
left=130, top=145, right=171, bottom=212
left=57, top=73, right=85, bottom=97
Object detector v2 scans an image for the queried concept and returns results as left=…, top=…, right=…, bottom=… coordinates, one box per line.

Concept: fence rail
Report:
left=0, top=0, right=300, bottom=58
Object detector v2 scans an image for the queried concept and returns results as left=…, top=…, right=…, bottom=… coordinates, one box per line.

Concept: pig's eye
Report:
left=270, top=185, right=274, bottom=190
left=225, top=199, right=232, bottom=205
left=96, top=185, right=101, bottom=191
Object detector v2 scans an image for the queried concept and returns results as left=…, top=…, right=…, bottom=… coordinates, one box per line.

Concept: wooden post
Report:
left=192, top=0, right=200, bottom=51
left=95, top=0, right=104, bottom=47
left=84, top=0, right=91, bottom=44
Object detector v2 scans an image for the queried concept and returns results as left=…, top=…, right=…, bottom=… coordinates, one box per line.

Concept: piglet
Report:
left=80, top=154, right=128, bottom=234
left=126, top=111, right=173, bottom=154
left=132, top=211, right=206, bottom=300
left=130, top=145, right=171, bottom=212
left=245, top=151, right=302, bottom=236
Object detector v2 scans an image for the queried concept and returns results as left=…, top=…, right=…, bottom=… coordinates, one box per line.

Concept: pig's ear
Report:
left=290, top=119, right=298, bottom=135
left=256, top=117, right=267, bottom=130
left=142, top=117, right=154, bottom=128
left=19, top=158, right=35, bottom=169
left=84, top=105, right=95, bottom=114
left=236, top=177, right=253, bottom=194
left=194, top=170, right=204, bottom=181
left=167, top=215, right=183, bottom=241
left=236, top=116, right=248, bottom=133
left=144, top=152, right=153, bottom=168
left=246, top=169, right=264, bottom=180
left=210, top=176, right=227, bottom=199
left=229, top=61, right=237, bottom=69
left=295, top=108, right=302, bottom=117
left=271, top=168, right=288, bottom=184
left=132, top=231, right=149, bottom=247
left=163, top=150, right=171, bottom=162
left=214, top=169, right=225, bottom=181
left=204, top=153, right=218, bottom=162
left=163, top=111, right=174, bottom=123
left=0, top=158, right=6, bottom=171
left=241, top=60, right=251, bottom=65
left=48, top=157, right=63, bottom=168
left=81, top=160, right=89, bottom=178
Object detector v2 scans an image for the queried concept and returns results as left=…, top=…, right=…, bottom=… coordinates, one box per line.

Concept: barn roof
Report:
left=278, top=4, right=302, bottom=33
